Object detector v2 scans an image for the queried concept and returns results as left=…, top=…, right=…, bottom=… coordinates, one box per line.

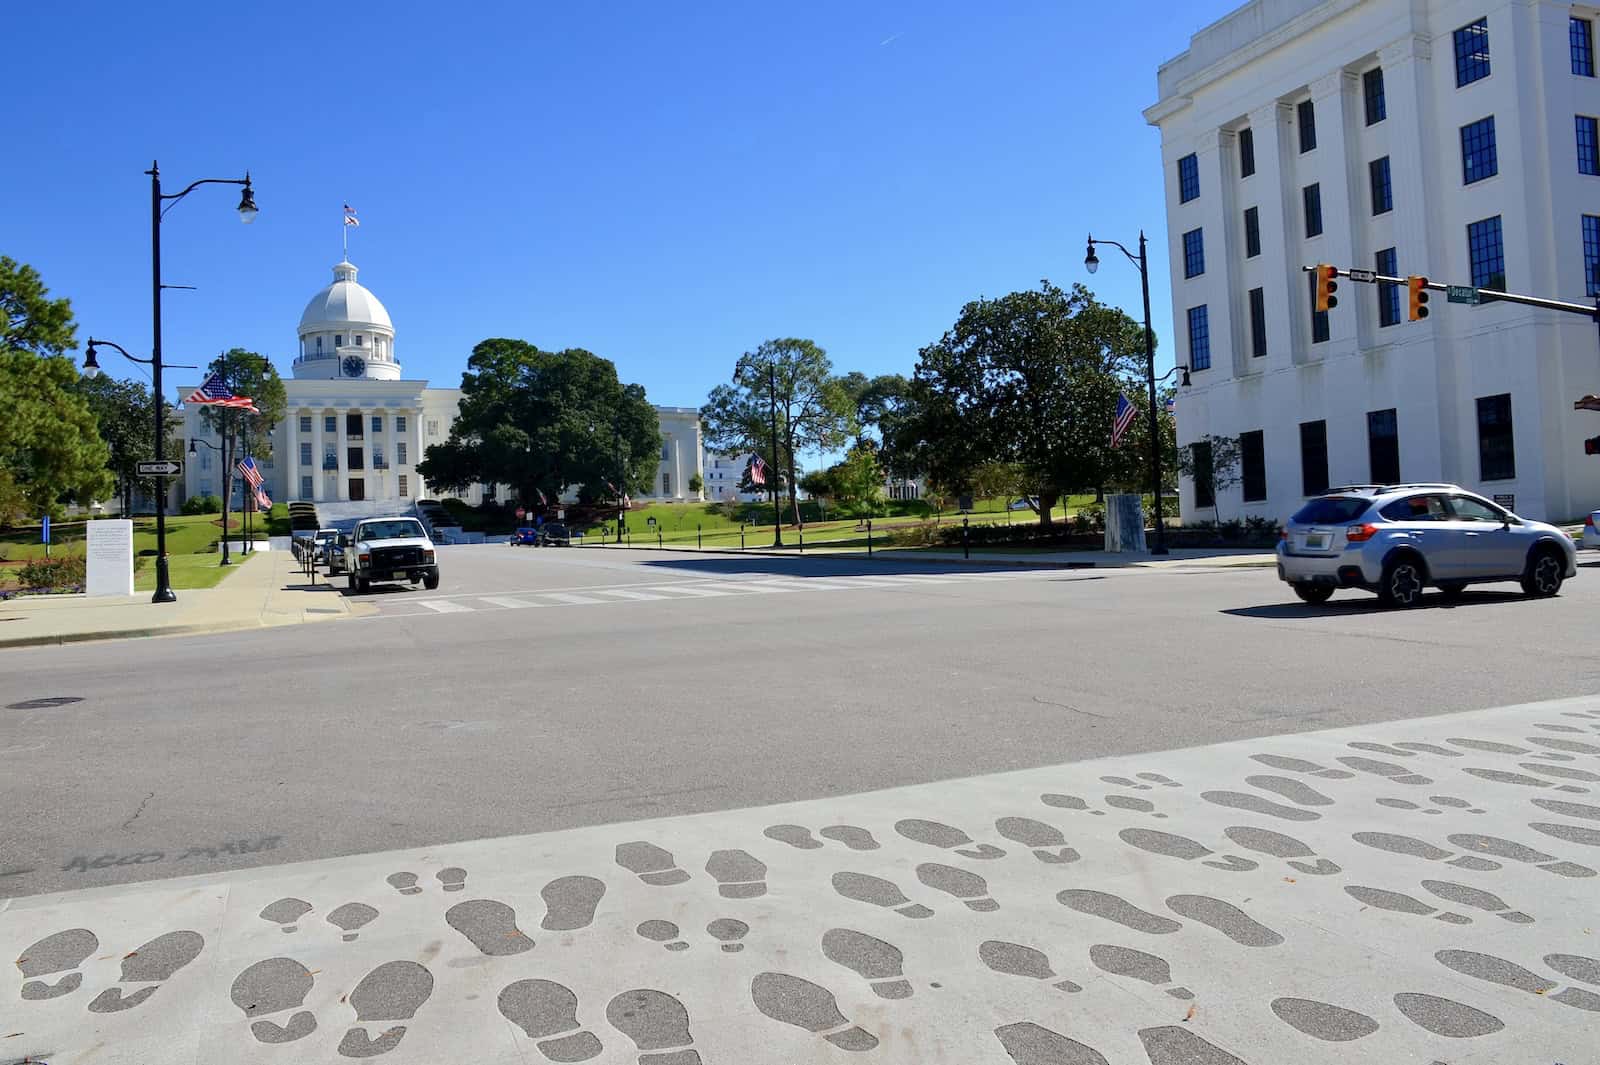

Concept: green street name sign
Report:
left=1446, top=285, right=1481, bottom=305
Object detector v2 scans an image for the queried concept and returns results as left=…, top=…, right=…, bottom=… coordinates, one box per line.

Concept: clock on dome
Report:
left=342, top=355, right=366, bottom=378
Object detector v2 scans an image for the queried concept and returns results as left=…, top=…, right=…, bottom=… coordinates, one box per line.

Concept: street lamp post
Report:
left=188, top=435, right=230, bottom=564
left=1086, top=231, right=1172, bottom=555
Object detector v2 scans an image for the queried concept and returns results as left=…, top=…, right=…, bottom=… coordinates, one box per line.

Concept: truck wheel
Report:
left=347, top=573, right=359, bottom=592
left=423, top=572, right=440, bottom=590
left=355, top=576, right=370, bottom=594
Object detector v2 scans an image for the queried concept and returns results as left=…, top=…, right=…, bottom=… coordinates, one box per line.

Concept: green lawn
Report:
left=133, top=551, right=257, bottom=591
left=0, top=506, right=287, bottom=563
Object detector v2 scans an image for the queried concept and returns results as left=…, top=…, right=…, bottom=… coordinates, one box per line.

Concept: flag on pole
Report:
left=536, top=488, right=548, bottom=506
left=1110, top=392, right=1137, bottom=447
left=183, top=372, right=258, bottom=412
left=750, top=455, right=767, bottom=486
left=254, top=484, right=272, bottom=512
left=343, top=204, right=360, bottom=227
left=236, top=456, right=263, bottom=489
left=1165, top=395, right=1177, bottom=415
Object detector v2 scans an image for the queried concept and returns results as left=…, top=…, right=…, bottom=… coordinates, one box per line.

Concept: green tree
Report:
left=837, top=372, right=912, bottom=451
left=830, top=443, right=884, bottom=516
left=0, top=258, right=113, bottom=524
left=688, top=472, right=703, bottom=495
left=701, top=338, right=852, bottom=528
left=195, top=348, right=286, bottom=516
left=417, top=338, right=660, bottom=505
left=894, top=280, right=1145, bottom=526
left=75, top=374, right=159, bottom=516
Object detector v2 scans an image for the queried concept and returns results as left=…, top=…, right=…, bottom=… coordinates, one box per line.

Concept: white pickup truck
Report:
left=342, top=517, right=440, bottom=593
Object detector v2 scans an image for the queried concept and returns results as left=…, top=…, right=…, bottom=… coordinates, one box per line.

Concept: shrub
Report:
left=181, top=494, right=222, bottom=515
left=18, top=554, right=86, bottom=592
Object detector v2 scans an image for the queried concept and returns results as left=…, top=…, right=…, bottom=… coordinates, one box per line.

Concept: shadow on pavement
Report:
left=633, top=555, right=1044, bottom=579
left=1225, top=588, right=1528, bottom=619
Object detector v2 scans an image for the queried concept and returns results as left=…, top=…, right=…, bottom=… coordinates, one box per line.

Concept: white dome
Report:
left=298, top=260, right=393, bottom=335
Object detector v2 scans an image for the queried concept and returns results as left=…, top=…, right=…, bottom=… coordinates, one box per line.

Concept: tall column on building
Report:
left=671, top=436, right=683, bottom=499
left=336, top=407, right=350, bottom=502
left=286, top=410, right=300, bottom=502
left=312, top=411, right=325, bottom=502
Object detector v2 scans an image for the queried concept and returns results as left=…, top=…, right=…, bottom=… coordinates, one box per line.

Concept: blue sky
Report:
left=7, top=1, right=1238, bottom=416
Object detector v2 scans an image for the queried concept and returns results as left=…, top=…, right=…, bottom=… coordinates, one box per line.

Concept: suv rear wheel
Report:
left=1291, top=583, right=1334, bottom=604
left=1521, top=546, right=1565, bottom=598
left=1378, top=555, right=1427, bottom=608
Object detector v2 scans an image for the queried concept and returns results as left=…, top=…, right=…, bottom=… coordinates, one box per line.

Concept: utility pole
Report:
left=769, top=365, right=783, bottom=548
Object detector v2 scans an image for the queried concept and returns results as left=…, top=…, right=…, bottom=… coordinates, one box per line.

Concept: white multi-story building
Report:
left=1146, top=0, right=1600, bottom=523
left=176, top=257, right=702, bottom=512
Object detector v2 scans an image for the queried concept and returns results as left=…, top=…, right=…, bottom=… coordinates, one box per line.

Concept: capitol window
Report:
left=335, top=335, right=344, bottom=346
left=355, top=335, right=363, bottom=346
left=316, top=337, right=323, bottom=352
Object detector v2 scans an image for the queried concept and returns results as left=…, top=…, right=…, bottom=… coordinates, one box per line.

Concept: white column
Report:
left=286, top=409, right=301, bottom=501
left=312, top=411, right=325, bottom=502
left=671, top=436, right=683, bottom=499
left=336, top=407, right=350, bottom=502
left=409, top=409, right=422, bottom=500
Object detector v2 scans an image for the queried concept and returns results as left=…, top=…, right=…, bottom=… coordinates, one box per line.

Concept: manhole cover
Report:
left=6, top=696, right=83, bottom=710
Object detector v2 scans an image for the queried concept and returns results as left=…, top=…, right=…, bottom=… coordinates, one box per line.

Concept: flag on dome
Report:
left=343, top=204, right=360, bottom=227
left=183, top=372, right=258, bottom=412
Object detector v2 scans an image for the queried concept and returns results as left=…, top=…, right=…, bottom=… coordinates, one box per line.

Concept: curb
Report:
left=0, top=603, right=361, bottom=651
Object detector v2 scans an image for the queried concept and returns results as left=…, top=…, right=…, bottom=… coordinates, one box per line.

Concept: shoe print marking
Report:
left=1528, top=736, right=1600, bottom=755
left=1420, top=880, right=1532, bottom=923
left=231, top=957, right=317, bottom=1044
left=445, top=899, right=534, bottom=956
left=916, top=862, right=999, bottom=910
left=1100, top=775, right=1153, bottom=790
left=337, top=960, right=433, bottom=1058
left=1336, top=757, right=1432, bottom=785
left=995, top=816, right=1080, bottom=863
left=1243, top=775, right=1334, bottom=806
left=1350, top=832, right=1501, bottom=871
left=832, top=871, right=933, bottom=918
left=1200, top=790, right=1320, bottom=821
left=765, top=824, right=823, bottom=850
left=978, top=940, right=1080, bottom=991
left=1104, top=795, right=1167, bottom=817
left=1529, top=821, right=1600, bottom=848
left=1435, top=949, right=1600, bottom=1011
left=1164, top=895, right=1283, bottom=947
left=1519, top=762, right=1600, bottom=784
left=819, top=825, right=880, bottom=850
left=1137, top=1025, right=1249, bottom=1065
left=1056, top=889, right=1180, bottom=935
left=1391, top=992, right=1504, bottom=1037
left=386, top=872, right=422, bottom=896
left=1041, top=793, right=1105, bottom=815
left=541, top=875, right=607, bottom=930
left=87, top=930, right=205, bottom=1013
left=1269, top=997, right=1380, bottom=1041
left=1393, top=742, right=1461, bottom=756
left=1344, top=885, right=1472, bottom=924
left=1545, top=953, right=1600, bottom=985
left=1088, top=943, right=1192, bottom=999
left=1532, top=798, right=1600, bottom=821
left=606, top=988, right=702, bottom=1065
left=615, top=842, right=691, bottom=886
left=1447, top=832, right=1596, bottom=877
left=707, top=918, right=748, bottom=953
left=1119, top=827, right=1257, bottom=872
left=499, top=978, right=603, bottom=1062
left=823, top=928, right=912, bottom=998
left=1463, top=767, right=1570, bottom=789
left=259, top=898, right=313, bottom=933
left=1535, top=722, right=1588, bottom=734
left=327, top=903, right=380, bottom=941
left=637, top=920, right=689, bottom=952
left=750, top=972, right=879, bottom=1052
left=1448, top=738, right=1529, bottom=755
left=705, top=849, right=767, bottom=899
left=1136, top=772, right=1182, bottom=787
left=1349, top=741, right=1418, bottom=757
left=995, top=1021, right=1108, bottom=1065
left=894, top=818, right=1006, bottom=859
left=436, top=867, right=467, bottom=892
left=16, top=928, right=97, bottom=1000
left=1378, top=797, right=1485, bottom=815
left=1222, top=826, right=1340, bottom=874
left=1248, top=753, right=1353, bottom=779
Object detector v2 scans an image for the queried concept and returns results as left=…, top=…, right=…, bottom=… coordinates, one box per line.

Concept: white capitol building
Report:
left=176, top=258, right=705, bottom=513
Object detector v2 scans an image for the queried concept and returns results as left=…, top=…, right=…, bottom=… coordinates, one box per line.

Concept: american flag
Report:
left=1110, top=392, right=1137, bottom=448
left=236, top=456, right=263, bottom=489
left=254, top=484, right=272, bottom=512
left=749, top=455, right=767, bottom=486
left=536, top=488, right=548, bottom=506
left=183, top=373, right=258, bottom=411
left=343, top=204, right=360, bottom=227
left=1165, top=395, right=1177, bottom=415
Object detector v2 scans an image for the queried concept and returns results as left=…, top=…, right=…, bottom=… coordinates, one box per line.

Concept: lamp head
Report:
left=236, top=173, right=258, bottom=224
left=82, top=342, right=102, bottom=379
left=1084, top=238, right=1099, bottom=275
left=1180, top=367, right=1191, bottom=387
left=188, top=439, right=197, bottom=455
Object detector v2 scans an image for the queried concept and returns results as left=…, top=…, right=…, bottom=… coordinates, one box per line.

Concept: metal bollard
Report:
left=698, top=524, right=702, bottom=550
left=963, top=516, right=970, bottom=559
left=867, top=519, right=873, bottom=557
left=799, top=528, right=804, bottom=553
left=741, top=524, right=746, bottom=551
left=658, top=530, right=663, bottom=549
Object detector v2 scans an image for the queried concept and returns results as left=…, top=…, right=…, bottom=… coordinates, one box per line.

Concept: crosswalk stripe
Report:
left=645, top=585, right=735, bottom=598
left=707, top=581, right=796, bottom=594
left=541, top=592, right=606, bottom=605
left=594, top=589, right=668, bottom=601
left=480, top=596, right=542, bottom=609
left=418, top=599, right=473, bottom=613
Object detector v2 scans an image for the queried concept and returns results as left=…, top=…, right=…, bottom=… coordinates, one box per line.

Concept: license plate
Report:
left=1304, top=534, right=1328, bottom=550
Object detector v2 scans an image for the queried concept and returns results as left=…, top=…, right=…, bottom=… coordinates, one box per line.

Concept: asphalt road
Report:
left=4, top=544, right=1598, bottom=899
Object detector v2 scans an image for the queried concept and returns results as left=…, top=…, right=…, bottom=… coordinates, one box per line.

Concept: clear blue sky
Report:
left=7, top=1, right=1238, bottom=415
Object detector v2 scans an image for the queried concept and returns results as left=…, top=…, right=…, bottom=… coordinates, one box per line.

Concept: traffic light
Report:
left=1407, top=276, right=1430, bottom=321
left=1314, top=264, right=1339, bottom=312
left=1587, top=436, right=1600, bottom=456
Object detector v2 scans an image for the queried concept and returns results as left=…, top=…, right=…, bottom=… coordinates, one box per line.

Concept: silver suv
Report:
left=1276, top=483, right=1575, bottom=607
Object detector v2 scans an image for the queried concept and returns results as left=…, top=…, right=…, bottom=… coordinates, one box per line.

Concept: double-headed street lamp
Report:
left=82, top=162, right=257, bottom=603
left=187, top=436, right=232, bottom=565
left=1085, top=230, right=1174, bottom=556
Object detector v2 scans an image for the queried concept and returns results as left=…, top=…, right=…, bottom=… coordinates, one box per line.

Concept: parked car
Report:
left=313, top=529, right=342, bottom=570
left=1276, top=483, right=1575, bottom=607
left=539, top=522, right=571, bottom=546
left=1583, top=511, right=1600, bottom=551
left=511, top=527, right=540, bottom=546
left=343, top=517, right=439, bottom=593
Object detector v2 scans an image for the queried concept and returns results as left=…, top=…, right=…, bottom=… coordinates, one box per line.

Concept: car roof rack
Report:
left=1326, top=482, right=1459, bottom=494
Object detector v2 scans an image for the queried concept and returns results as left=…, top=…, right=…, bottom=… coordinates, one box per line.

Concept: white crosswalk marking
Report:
left=594, top=589, right=667, bottom=601
left=480, top=596, right=541, bottom=609
left=418, top=599, right=473, bottom=613
left=709, top=581, right=796, bottom=594
left=542, top=592, right=606, bottom=605
left=645, top=585, right=735, bottom=597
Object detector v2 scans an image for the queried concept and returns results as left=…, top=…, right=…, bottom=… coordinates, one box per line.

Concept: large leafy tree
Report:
left=701, top=338, right=852, bottom=527
left=75, top=374, right=161, bottom=517
left=892, top=280, right=1146, bottom=525
left=417, top=339, right=661, bottom=505
left=836, top=372, right=912, bottom=451
left=0, top=258, right=113, bottom=524
left=195, top=348, right=287, bottom=512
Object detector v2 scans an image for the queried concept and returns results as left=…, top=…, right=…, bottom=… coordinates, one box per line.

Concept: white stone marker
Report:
left=85, top=519, right=135, bottom=596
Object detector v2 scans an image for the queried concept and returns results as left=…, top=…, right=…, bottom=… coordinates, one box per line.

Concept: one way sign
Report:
left=136, top=459, right=183, bottom=478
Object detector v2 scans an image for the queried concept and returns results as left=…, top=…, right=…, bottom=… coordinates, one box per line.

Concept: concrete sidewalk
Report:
left=0, top=550, right=372, bottom=650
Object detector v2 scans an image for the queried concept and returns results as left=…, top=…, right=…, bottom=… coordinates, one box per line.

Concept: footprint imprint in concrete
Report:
left=1222, top=826, right=1340, bottom=874
left=978, top=940, right=1081, bottom=991
left=1435, top=949, right=1600, bottom=1010
left=832, top=871, right=933, bottom=918
left=1391, top=992, right=1504, bottom=1037
left=1448, top=737, right=1530, bottom=755
left=1463, top=766, right=1577, bottom=790
left=1534, top=722, right=1589, bottom=733
left=1041, top=793, right=1105, bottom=815
left=87, top=930, right=205, bottom=1013
left=1377, top=797, right=1484, bottom=815
left=1527, top=735, right=1600, bottom=755
left=1420, top=880, right=1532, bottom=923
left=541, top=875, right=607, bottom=930
left=327, top=903, right=380, bottom=941
left=1164, top=895, right=1283, bottom=947
left=707, top=918, right=749, bottom=953
left=1057, top=890, right=1181, bottom=935
left=1350, top=831, right=1501, bottom=871
left=1118, top=828, right=1257, bottom=872
left=260, top=898, right=313, bottom=933
left=1104, top=795, right=1167, bottom=818
left=231, top=957, right=318, bottom=1044
left=337, top=960, right=434, bottom=1058
left=765, top=824, right=823, bottom=850
left=824, top=928, right=912, bottom=998
left=1269, top=997, right=1380, bottom=1041
left=1545, top=953, right=1600, bottom=985
left=1529, top=821, right=1600, bottom=848
left=445, top=899, right=534, bottom=956
left=1531, top=797, right=1600, bottom=821
left=1344, top=885, right=1473, bottom=924
left=1136, top=772, right=1183, bottom=787
left=637, top=920, right=689, bottom=952
left=1392, top=741, right=1462, bottom=756
left=606, top=988, right=702, bottom=1065
left=916, top=862, right=999, bottom=911
left=1200, top=790, right=1320, bottom=822
left=1248, top=753, right=1354, bottom=779
left=386, top=872, right=422, bottom=896
left=1100, top=775, right=1154, bottom=790
left=1243, top=775, right=1334, bottom=806
left=615, top=841, right=691, bottom=886
left=994, top=1021, right=1108, bottom=1064
left=436, top=867, right=467, bottom=892
left=499, top=978, right=603, bottom=1062
left=751, top=972, right=879, bottom=1052
left=1335, top=757, right=1432, bottom=785
left=820, top=825, right=880, bottom=850
left=1349, top=741, right=1420, bottom=757
left=894, top=818, right=1006, bottom=859
left=1137, top=1025, right=1249, bottom=1065
left=995, top=816, right=1080, bottom=863
left=1519, top=762, right=1600, bottom=784
left=1446, top=832, right=1596, bottom=877
left=16, top=928, right=97, bottom=1000
left=1089, top=944, right=1192, bottom=999
left=705, top=849, right=767, bottom=899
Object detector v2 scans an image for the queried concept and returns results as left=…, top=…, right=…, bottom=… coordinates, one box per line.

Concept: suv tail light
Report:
left=1278, top=526, right=1288, bottom=542
left=1346, top=523, right=1379, bottom=543
left=1587, top=514, right=1596, bottom=528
